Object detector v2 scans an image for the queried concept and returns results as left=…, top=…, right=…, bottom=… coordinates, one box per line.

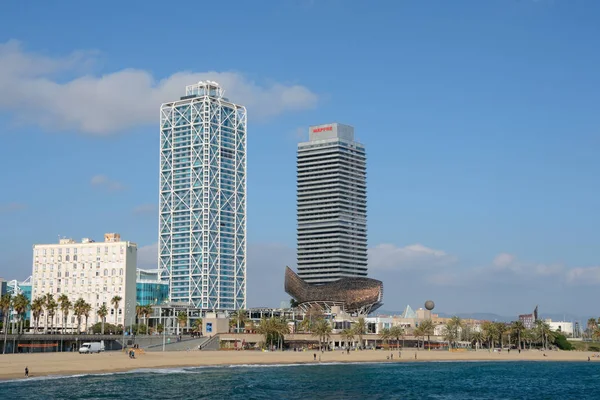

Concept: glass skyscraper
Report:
left=297, top=123, right=367, bottom=284
left=159, top=81, right=246, bottom=310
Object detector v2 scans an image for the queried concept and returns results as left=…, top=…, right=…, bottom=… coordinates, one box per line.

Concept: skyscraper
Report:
left=159, top=81, right=246, bottom=310
left=297, top=123, right=367, bottom=284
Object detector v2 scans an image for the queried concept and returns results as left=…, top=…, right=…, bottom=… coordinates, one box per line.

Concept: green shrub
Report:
left=553, top=333, right=574, bottom=350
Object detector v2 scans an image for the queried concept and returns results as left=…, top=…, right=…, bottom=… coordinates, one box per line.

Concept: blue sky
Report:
left=0, top=0, right=599, bottom=317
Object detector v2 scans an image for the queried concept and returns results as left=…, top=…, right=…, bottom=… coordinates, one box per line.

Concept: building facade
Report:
left=159, top=81, right=247, bottom=310
left=297, top=123, right=367, bottom=284
left=136, top=268, right=169, bottom=306
left=6, top=277, right=32, bottom=320
left=31, top=233, right=137, bottom=330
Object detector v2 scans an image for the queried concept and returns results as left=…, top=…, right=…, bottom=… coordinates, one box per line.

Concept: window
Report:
left=104, top=246, right=108, bottom=253
left=118, top=309, right=122, bottom=315
left=43, top=249, right=47, bottom=255
left=65, top=255, right=70, bottom=261
left=73, top=263, right=77, bottom=269
left=112, top=269, right=116, bottom=276
left=58, top=255, right=62, bottom=262
left=104, top=269, right=108, bottom=276
left=35, top=249, right=39, bottom=256
left=119, top=269, right=123, bottom=276
left=96, top=271, right=99, bottom=276
left=73, top=255, right=78, bottom=261
left=58, top=249, right=62, bottom=255
left=58, top=272, right=61, bottom=277
left=51, top=249, right=54, bottom=255
left=97, top=247, right=100, bottom=254
left=74, top=248, right=77, bottom=254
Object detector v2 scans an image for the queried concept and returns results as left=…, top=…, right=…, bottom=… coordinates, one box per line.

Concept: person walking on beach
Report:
left=414, top=352, right=417, bottom=360
left=25, top=367, right=29, bottom=378
left=313, top=353, right=316, bottom=361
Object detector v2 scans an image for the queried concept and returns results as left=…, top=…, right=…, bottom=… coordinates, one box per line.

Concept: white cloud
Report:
left=90, top=174, right=125, bottom=191
left=566, top=266, right=600, bottom=286
left=0, top=202, right=26, bottom=213
left=368, top=243, right=458, bottom=270
left=493, top=252, right=515, bottom=267
left=133, top=204, right=157, bottom=215
left=0, top=40, right=318, bottom=135
left=137, top=242, right=158, bottom=269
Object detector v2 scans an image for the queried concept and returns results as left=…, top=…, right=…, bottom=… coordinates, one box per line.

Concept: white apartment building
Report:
left=32, top=233, right=137, bottom=331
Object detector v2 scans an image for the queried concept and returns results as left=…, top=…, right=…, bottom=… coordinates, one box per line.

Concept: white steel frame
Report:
left=159, top=81, right=247, bottom=311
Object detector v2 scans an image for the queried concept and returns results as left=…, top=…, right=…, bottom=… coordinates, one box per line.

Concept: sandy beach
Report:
left=0, top=349, right=597, bottom=381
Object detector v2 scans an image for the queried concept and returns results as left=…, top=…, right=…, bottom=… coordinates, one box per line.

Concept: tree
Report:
left=142, top=305, right=152, bottom=333
left=136, top=305, right=145, bottom=335
left=413, top=325, right=424, bottom=350
left=43, top=293, right=55, bottom=334
left=193, top=318, right=203, bottom=334
left=177, top=311, right=188, bottom=334
left=111, top=296, right=122, bottom=326
left=471, top=331, right=484, bottom=350
left=46, top=297, right=58, bottom=334
left=341, top=328, right=355, bottom=349
left=535, top=320, right=555, bottom=350
left=445, top=317, right=464, bottom=348
left=58, top=294, right=72, bottom=334
left=353, top=317, right=367, bottom=349
left=12, top=293, right=30, bottom=334
left=419, top=320, right=435, bottom=350
left=482, top=321, right=498, bottom=350
left=97, top=304, right=108, bottom=334
left=73, top=298, right=86, bottom=334
left=31, top=297, right=44, bottom=334
left=312, top=319, right=333, bottom=351
left=230, top=309, right=248, bottom=333
left=83, top=302, right=92, bottom=333
left=1, top=294, right=12, bottom=354
left=379, top=327, right=391, bottom=348
left=289, top=298, right=299, bottom=308
left=390, top=325, right=405, bottom=350
left=495, top=322, right=508, bottom=349
left=510, top=321, right=526, bottom=350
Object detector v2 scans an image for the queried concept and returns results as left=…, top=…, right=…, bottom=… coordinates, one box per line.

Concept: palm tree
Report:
left=47, top=298, right=58, bottom=334
left=379, top=327, right=391, bottom=348
left=495, top=322, right=508, bottom=349
left=535, top=320, right=555, bottom=349
left=231, top=309, right=248, bottom=333
left=312, top=319, right=332, bottom=351
left=446, top=317, right=464, bottom=347
left=43, top=293, right=55, bottom=333
left=341, top=328, right=355, bottom=349
left=142, top=305, right=152, bottom=333
left=1, top=294, right=12, bottom=354
left=58, top=294, right=71, bottom=334
left=353, top=317, right=367, bottom=349
left=413, top=325, right=424, bottom=349
left=31, top=297, right=44, bottom=334
left=135, top=305, right=145, bottom=335
left=299, top=317, right=312, bottom=333
left=482, top=321, right=498, bottom=350
left=83, top=302, right=92, bottom=333
left=419, top=319, right=435, bottom=350
left=390, top=325, right=405, bottom=350
left=177, top=311, right=188, bottom=334
left=193, top=318, right=203, bottom=334
left=471, top=331, right=484, bottom=350
left=12, top=293, right=30, bottom=334
left=511, top=321, right=526, bottom=350
left=97, top=304, right=108, bottom=334
left=111, top=295, right=122, bottom=326
left=73, top=298, right=86, bottom=333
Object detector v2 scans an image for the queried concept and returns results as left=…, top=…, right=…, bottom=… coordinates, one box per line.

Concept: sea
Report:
left=1, top=361, right=598, bottom=399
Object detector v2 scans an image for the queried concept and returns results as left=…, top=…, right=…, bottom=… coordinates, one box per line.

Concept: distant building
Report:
left=32, top=233, right=137, bottom=330
left=296, top=123, right=367, bottom=284
left=159, top=81, right=247, bottom=310
left=136, top=269, right=168, bottom=306
left=545, top=319, right=574, bottom=336
left=6, top=277, right=32, bottom=320
left=519, top=305, right=538, bottom=329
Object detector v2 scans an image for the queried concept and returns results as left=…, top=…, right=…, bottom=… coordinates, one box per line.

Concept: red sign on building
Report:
left=312, top=126, right=333, bottom=133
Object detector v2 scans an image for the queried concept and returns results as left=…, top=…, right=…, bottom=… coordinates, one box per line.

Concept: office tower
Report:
left=31, top=233, right=137, bottom=330
left=159, top=81, right=247, bottom=310
left=297, top=123, right=367, bottom=284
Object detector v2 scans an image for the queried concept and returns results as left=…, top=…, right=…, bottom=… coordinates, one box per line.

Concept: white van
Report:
left=79, top=342, right=104, bottom=354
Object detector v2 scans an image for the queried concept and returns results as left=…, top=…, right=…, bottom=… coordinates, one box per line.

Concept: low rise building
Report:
left=136, top=268, right=168, bottom=306
left=545, top=319, right=574, bottom=336
left=32, top=233, right=137, bottom=331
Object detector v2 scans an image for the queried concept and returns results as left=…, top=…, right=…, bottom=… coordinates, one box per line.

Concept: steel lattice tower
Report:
left=159, top=81, right=246, bottom=310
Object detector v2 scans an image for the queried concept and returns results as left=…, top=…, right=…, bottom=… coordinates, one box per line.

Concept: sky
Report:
left=0, top=0, right=599, bottom=318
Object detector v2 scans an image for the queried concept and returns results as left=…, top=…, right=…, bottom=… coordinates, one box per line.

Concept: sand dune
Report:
left=1, top=349, right=597, bottom=381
